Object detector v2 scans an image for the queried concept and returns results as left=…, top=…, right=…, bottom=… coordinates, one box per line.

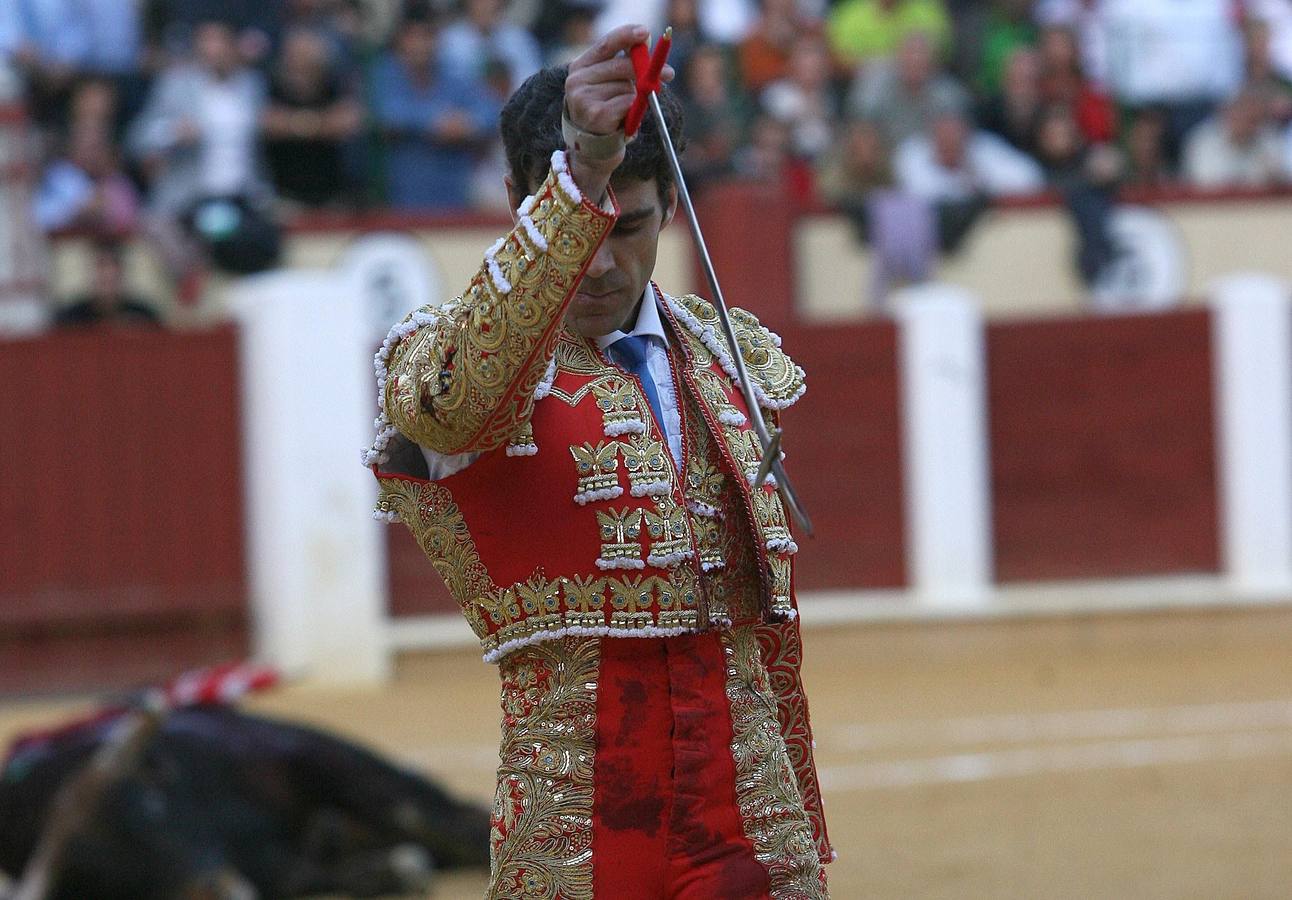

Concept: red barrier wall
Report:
left=779, top=322, right=906, bottom=590
left=987, top=310, right=1220, bottom=581
left=0, top=328, right=248, bottom=695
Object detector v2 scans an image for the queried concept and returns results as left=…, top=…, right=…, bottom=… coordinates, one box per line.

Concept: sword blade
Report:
left=647, top=92, right=814, bottom=536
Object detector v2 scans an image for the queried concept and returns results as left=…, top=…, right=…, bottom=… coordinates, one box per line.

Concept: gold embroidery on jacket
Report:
left=570, top=441, right=621, bottom=500
left=480, top=578, right=697, bottom=655
left=754, top=488, right=793, bottom=549
left=674, top=294, right=807, bottom=408
left=694, top=367, right=740, bottom=419
left=768, top=555, right=793, bottom=617
left=382, top=171, right=614, bottom=455
left=686, top=457, right=726, bottom=512
left=643, top=497, right=691, bottom=562
left=595, top=507, right=644, bottom=567
left=693, top=515, right=725, bottom=571
left=677, top=386, right=763, bottom=623
left=553, top=331, right=606, bottom=376
left=562, top=575, right=608, bottom=613
left=621, top=432, right=671, bottom=496
left=490, top=637, right=598, bottom=900
left=755, top=622, right=834, bottom=866
left=590, top=377, right=646, bottom=435
left=516, top=575, right=564, bottom=617
left=608, top=575, right=652, bottom=613
left=722, top=627, right=827, bottom=899
left=375, top=478, right=493, bottom=638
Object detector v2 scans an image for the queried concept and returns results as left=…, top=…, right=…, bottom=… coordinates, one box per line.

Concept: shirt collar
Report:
left=595, top=284, right=667, bottom=351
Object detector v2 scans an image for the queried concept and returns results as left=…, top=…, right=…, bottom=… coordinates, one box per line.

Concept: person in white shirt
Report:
left=1181, top=88, right=1288, bottom=189
left=127, top=20, right=271, bottom=293
left=894, top=108, right=1045, bottom=203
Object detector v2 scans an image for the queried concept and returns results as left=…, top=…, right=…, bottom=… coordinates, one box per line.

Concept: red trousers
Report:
left=488, top=629, right=829, bottom=899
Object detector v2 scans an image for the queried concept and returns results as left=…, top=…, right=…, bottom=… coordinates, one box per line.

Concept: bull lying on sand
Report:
left=0, top=676, right=491, bottom=899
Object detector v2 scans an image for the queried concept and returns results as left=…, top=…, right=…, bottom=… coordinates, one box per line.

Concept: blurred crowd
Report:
left=4, top=0, right=1292, bottom=310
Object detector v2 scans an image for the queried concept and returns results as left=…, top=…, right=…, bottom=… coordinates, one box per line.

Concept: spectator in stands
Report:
left=818, top=118, right=893, bottom=208
left=952, top=0, right=1035, bottom=96
left=371, top=11, right=499, bottom=210
left=438, top=0, right=542, bottom=94
left=732, top=112, right=793, bottom=183
left=261, top=27, right=362, bottom=207
left=680, top=44, right=750, bottom=188
left=1096, top=0, right=1243, bottom=159
left=1123, top=107, right=1172, bottom=188
left=543, top=3, right=600, bottom=66
left=981, top=0, right=1036, bottom=90
left=53, top=238, right=160, bottom=327
left=894, top=110, right=1044, bottom=254
left=1033, top=103, right=1123, bottom=286
left=1033, top=0, right=1108, bottom=90
left=820, top=118, right=940, bottom=304
left=826, top=0, right=950, bottom=70
left=657, top=0, right=706, bottom=94
left=153, top=0, right=281, bottom=67
left=128, top=18, right=272, bottom=294
left=894, top=108, right=1045, bottom=202
left=738, top=0, right=823, bottom=94
left=129, top=19, right=270, bottom=215
left=469, top=58, right=520, bottom=212
left=1248, top=0, right=1292, bottom=84
left=761, top=33, right=838, bottom=163
left=1181, top=87, right=1288, bottom=189
left=816, top=117, right=893, bottom=238
left=1244, top=18, right=1292, bottom=127
left=1037, top=26, right=1115, bottom=145
left=0, top=0, right=143, bottom=126
left=280, top=0, right=363, bottom=75
left=66, top=77, right=118, bottom=137
left=848, top=29, right=969, bottom=146
left=975, top=46, right=1042, bottom=156
left=32, top=121, right=140, bottom=234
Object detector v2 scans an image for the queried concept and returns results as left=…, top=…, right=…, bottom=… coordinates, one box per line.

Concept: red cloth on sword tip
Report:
left=624, top=30, right=672, bottom=138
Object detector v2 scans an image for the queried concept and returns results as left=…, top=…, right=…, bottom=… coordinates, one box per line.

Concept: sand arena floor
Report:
left=3, top=606, right=1291, bottom=899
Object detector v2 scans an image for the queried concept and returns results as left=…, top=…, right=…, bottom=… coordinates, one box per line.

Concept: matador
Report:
left=365, top=23, right=833, bottom=899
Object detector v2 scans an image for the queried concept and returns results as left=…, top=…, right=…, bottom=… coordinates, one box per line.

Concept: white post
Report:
left=229, top=272, right=391, bottom=683
left=1209, top=274, right=1292, bottom=597
left=894, top=284, right=993, bottom=606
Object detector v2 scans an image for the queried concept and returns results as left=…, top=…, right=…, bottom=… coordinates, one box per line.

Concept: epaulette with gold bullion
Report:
left=670, top=293, right=806, bottom=410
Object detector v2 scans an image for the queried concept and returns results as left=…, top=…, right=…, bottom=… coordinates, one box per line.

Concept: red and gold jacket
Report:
left=366, top=150, right=830, bottom=863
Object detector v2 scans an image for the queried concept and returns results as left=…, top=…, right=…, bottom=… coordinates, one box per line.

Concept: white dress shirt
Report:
left=420, top=285, right=683, bottom=480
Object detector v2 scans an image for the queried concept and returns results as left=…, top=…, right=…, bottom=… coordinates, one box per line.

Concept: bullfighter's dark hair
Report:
left=499, top=65, right=686, bottom=207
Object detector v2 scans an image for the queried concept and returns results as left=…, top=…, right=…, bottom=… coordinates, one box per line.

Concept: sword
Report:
left=628, top=33, right=814, bottom=535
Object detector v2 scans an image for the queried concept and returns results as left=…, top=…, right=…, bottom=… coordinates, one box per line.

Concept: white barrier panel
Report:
left=229, top=271, right=391, bottom=683
left=894, top=284, right=994, bottom=606
left=1209, top=274, right=1292, bottom=597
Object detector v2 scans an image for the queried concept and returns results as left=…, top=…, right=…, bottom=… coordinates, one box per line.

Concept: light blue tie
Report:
left=608, top=334, right=664, bottom=428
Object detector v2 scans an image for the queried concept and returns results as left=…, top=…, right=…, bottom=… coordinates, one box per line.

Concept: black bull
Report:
left=0, top=705, right=491, bottom=898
